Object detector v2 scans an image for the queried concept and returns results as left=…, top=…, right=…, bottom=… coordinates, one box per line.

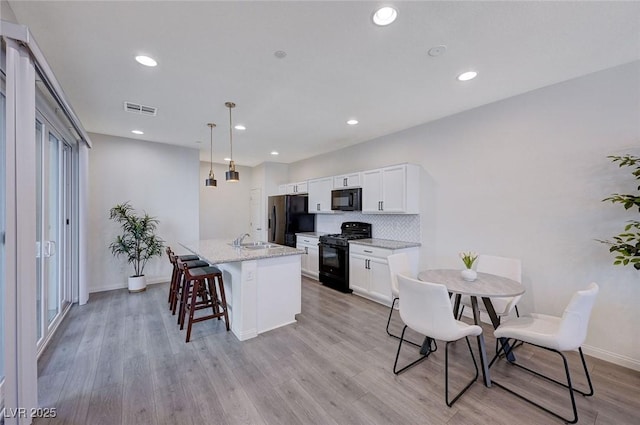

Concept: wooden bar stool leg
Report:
left=168, top=263, right=178, bottom=305
left=172, top=269, right=185, bottom=315
left=208, top=277, right=220, bottom=318
left=166, top=248, right=174, bottom=304
left=216, top=274, right=230, bottom=331
left=185, top=279, right=201, bottom=343
left=170, top=267, right=182, bottom=313
left=179, top=275, right=191, bottom=329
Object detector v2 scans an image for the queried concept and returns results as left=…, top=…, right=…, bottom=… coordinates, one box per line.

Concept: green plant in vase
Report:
left=459, top=251, right=478, bottom=281
left=109, top=202, right=165, bottom=291
left=600, top=155, right=640, bottom=270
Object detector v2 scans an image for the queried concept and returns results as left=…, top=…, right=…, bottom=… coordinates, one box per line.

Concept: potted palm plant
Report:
left=109, top=202, right=165, bottom=292
left=600, top=154, right=640, bottom=270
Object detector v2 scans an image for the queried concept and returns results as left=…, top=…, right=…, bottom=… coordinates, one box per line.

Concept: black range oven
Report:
left=319, top=222, right=372, bottom=293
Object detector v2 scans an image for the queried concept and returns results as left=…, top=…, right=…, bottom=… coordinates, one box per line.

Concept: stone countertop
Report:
left=295, top=232, right=328, bottom=238
left=180, top=239, right=303, bottom=265
left=349, top=238, right=421, bottom=250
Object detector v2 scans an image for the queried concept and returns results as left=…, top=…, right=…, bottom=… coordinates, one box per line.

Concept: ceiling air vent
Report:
left=124, top=101, right=157, bottom=116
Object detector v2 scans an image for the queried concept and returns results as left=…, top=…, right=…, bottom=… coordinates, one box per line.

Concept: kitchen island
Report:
left=180, top=239, right=303, bottom=341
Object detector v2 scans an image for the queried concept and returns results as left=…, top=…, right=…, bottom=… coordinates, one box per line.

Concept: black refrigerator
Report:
left=267, top=194, right=315, bottom=247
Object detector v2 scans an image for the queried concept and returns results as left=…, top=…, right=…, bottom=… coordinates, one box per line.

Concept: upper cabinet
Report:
left=308, top=177, right=334, bottom=213
left=333, top=172, right=361, bottom=189
left=278, top=181, right=308, bottom=194
left=275, top=163, right=420, bottom=214
left=362, top=164, right=419, bottom=214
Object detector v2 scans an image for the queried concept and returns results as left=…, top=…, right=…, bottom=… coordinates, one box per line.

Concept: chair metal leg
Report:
left=494, top=336, right=523, bottom=357
left=387, top=298, right=436, bottom=351
left=385, top=298, right=398, bottom=336
left=393, top=326, right=431, bottom=375
left=445, top=337, right=480, bottom=407
left=489, top=340, right=594, bottom=424
left=457, top=305, right=465, bottom=320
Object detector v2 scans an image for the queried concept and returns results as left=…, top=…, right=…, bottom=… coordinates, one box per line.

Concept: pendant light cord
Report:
left=210, top=125, right=213, bottom=171
left=228, top=104, right=233, bottom=160
left=208, top=123, right=216, bottom=173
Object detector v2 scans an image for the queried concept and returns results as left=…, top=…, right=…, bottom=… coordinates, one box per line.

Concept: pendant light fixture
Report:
left=205, top=123, right=217, bottom=187
left=225, top=101, right=240, bottom=182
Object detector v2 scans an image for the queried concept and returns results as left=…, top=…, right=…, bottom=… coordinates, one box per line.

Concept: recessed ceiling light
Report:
left=234, top=124, right=246, bottom=131
left=274, top=50, right=287, bottom=59
left=271, top=151, right=279, bottom=156
left=131, top=130, right=144, bottom=135
left=224, top=157, right=231, bottom=162
left=372, top=6, right=398, bottom=26
left=457, top=71, right=478, bottom=81
left=135, top=55, right=157, bottom=67
left=347, top=119, right=359, bottom=125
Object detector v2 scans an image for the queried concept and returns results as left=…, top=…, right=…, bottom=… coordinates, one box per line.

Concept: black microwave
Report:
left=331, top=188, right=362, bottom=211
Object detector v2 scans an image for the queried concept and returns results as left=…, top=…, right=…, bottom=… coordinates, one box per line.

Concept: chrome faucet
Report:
left=233, top=233, right=251, bottom=247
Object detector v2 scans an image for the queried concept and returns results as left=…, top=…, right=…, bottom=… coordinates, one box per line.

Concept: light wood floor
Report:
left=35, top=277, right=640, bottom=425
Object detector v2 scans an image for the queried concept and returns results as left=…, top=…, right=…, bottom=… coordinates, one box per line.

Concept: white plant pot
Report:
left=128, top=275, right=147, bottom=293
left=461, top=268, right=477, bottom=282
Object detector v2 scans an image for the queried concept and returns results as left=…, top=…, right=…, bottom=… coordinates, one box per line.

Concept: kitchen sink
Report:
left=243, top=242, right=277, bottom=250
left=229, top=241, right=277, bottom=249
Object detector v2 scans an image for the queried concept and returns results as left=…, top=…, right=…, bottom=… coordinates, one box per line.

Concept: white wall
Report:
left=288, top=61, right=640, bottom=369
left=88, top=133, right=199, bottom=292
left=199, top=161, right=253, bottom=239
left=1, top=0, right=18, bottom=23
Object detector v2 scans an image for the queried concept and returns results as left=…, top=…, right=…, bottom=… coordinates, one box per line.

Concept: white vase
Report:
left=461, top=268, right=477, bottom=282
left=128, top=275, right=147, bottom=293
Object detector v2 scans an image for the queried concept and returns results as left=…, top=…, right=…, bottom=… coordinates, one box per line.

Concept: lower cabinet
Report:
left=349, top=244, right=418, bottom=306
left=297, top=235, right=319, bottom=280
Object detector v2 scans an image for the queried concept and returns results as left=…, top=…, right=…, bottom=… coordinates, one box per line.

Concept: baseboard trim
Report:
left=582, top=344, right=640, bottom=372
left=89, top=277, right=169, bottom=294
left=460, top=309, right=640, bottom=372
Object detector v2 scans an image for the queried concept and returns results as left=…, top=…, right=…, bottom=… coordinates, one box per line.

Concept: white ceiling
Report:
left=8, top=1, right=640, bottom=166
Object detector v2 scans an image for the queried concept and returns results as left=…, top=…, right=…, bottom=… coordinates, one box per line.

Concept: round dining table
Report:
left=417, top=269, right=525, bottom=387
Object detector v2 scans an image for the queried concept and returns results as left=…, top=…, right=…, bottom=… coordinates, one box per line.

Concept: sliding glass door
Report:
left=1, top=89, right=6, bottom=384
left=35, top=114, right=73, bottom=347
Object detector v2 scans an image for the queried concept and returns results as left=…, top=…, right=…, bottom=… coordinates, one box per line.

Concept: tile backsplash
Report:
left=315, top=212, right=421, bottom=243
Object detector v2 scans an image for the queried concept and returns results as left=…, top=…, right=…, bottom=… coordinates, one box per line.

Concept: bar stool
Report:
left=179, top=262, right=230, bottom=342
left=166, top=247, right=207, bottom=313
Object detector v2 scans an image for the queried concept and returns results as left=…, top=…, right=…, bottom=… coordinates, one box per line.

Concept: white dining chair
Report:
left=489, top=282, right=599, bottom=424
left=386, top=253, right=422, bottom=348
left=393, top=274, right=485, bottom=407
left=458, top=254, right=523, bottom=320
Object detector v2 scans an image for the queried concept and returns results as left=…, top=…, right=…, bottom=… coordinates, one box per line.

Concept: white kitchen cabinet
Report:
left=361, top=164, right=420, bottom=214
left=349, top=243, right=419, bottom=306
left=308, top=177, right=335, bottom=213
left=296, top=235, right=319, bottom=279
left=361, top=169, right=383, bottom=212
left=279, top=181, right=308, bottom=194
left=333, top=172, right=361, bottom=189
